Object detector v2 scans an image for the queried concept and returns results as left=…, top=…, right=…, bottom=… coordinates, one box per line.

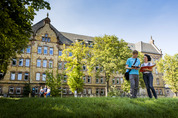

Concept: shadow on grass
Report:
left=0, top=97, right=177, bottom=118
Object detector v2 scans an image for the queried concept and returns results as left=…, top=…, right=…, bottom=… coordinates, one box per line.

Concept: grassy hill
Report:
left=0, top=97, right=177, bottom=118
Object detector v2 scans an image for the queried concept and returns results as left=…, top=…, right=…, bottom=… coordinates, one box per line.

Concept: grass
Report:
left=0, top=97, right=177, bottom=118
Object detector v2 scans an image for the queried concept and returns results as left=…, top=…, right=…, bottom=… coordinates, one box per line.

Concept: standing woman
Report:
left=141, top=54, right=157, bottom=99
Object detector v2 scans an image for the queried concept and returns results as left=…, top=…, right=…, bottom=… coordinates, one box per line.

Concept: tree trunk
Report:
left=105, top=80, right=109, bottom=97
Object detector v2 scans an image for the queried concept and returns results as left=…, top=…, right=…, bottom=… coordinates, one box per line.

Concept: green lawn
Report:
left=0, top=97, right=177, bottom=118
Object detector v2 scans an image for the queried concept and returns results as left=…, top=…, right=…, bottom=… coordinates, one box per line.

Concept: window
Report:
left=58, top=62, right=62, bottom=69
left=42, top=34, right=50, bottom=42
left=21, top=49, right=24, bottom=53
left=64, top=62, right=67, bottom=70
left=69, top=89, right=72, bottom=94
left=42, top=73, right=46, bottom=81
left=88, top=76, right=91, bottom=83
left=101, top=89, right=105, bottom=95
left=155, top=68, right=158, bottom=74
left=49, top=48, right=53, bottom=55
left=43, top=60, right=47, bottom=68
left=120, top=78, right=123, bottom=84
left=156, top=89, right=159, bottom=95
left=44, top=47, right=48, bottom=54
left=12, top=59, right=17, bottom=66
left=112, top=78, right=115, bottom=84
left=45, top=33, right=48, bottom=37
left=26, top=46, right=31, bottom=53
left=83, top=89, right=86, bottom=94
left=11, top=72, right=15, bottom=80
left=95, top=66, right=99, bottom=71
left=69, top=52, right=72, bottom=57
left=35, top=87, right=38, bottom=94
left=49, top=60, right=53, bottom=68
left=16, top=87, right=21, bottom=94
left=96, top=89, right=99, bottom=95
left=83, top=65, right=86, bottom=71
left=37, top=59, right=41, bottom=67
left=100, top=67, right=103, bottom=72
left=36, top=73, right=40, bottom=81
left=156, top=78, right=160, bottom=85
left=25, top=59, right=30, bottom=67
left=88, top=89, right=92, bottom=95
left=59, top=50, right=62, bottom=56
left=64, top=75, right=67, bottom=82
left=101, top=77, right=104, bottom=84
left=117, top=78, right=119, bottom=84
left=88, top=41, right=93, bottom=47
left=159, top=89, right=163, bottom=95
left=48, top=38, right=50, bottom=42
left=19, top=59, right=23, bottom=66
left=83, top=76, right=86, bottom=83
left=17, top=73, right=22, bottom=80
left=9, top=87, right=14, bottom=94
left=63, top=88, right=67, bottom=94
left=37, top=47, right=42, bottom=54
left=42, top=37, right=45, bottom=41
left=24, top=73, right=29, bottom=81
left=96, top=78, right=99, bottom=84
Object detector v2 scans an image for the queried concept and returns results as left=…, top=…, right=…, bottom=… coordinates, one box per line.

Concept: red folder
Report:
left=139, top=65, right=156, bottom=72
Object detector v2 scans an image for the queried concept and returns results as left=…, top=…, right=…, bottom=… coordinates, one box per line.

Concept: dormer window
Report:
left=77, top=39, right=84, bottom=45
left=42, top=33, right=50, bottom=42
left=87, top=41, right=93, bottom=47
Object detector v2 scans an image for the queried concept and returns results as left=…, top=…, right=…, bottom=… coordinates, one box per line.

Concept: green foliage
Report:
left=0, top=97, right=178, bottom=118
left=0, top=0, right=50, bottom=78
left=59, top=42, right=90, bottom=93
left=157, top=53, right=178, bottom=95
left=122, top=52, right=145, bottom=93
left=108, top=85, right=122, bottom=97
left=46, top=70, right=62, bottom=97
left=88, top=35, right=131, bottom=95
left=23, top=83, right=31, bottom=97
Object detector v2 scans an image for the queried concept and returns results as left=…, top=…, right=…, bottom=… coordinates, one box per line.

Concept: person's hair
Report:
left=132, top=50, right=138, bottom=54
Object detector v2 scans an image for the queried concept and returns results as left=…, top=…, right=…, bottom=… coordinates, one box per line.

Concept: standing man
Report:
left=126, top=50, right=140, bottom=98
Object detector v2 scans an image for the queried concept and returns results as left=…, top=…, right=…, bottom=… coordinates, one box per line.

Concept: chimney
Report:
left=150, top=36, right=154, bottom=44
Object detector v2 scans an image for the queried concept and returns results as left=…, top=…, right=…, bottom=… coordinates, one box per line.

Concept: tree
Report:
left=46, top=70, right=62, bottom=97
left=88, top=35, right=131, bottom=96
left=0, top=0, right=50, bottom=79
left=121, top=52, right=145, bottom=93
left=157, top=53, right=178, bottom=96
left=59, top=42, right=90, bottom=97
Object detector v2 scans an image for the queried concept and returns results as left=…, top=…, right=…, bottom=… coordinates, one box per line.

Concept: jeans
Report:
left=46, top=93, right=50, bottom=97
left=129, top=74, right=139, bottom=98
left=143, top=73, right=157, bottom=99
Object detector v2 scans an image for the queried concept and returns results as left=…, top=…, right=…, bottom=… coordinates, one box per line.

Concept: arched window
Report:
left=156, top=78, right=160, bottom=85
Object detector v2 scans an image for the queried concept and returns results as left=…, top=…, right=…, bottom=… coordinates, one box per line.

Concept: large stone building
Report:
left=0, top=16, right=165, bottom=97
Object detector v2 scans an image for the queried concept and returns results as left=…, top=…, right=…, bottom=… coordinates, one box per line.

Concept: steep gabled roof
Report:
left=32, top=17, right=162, bottom=55
left=32, top=17, right=93, bottom=45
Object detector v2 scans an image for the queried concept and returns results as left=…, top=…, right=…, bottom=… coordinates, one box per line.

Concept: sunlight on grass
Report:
left=0, top=97, right=177, bottom=118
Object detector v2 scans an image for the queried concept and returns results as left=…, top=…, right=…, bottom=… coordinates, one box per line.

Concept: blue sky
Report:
left=33, top=0, right=178, bottom=56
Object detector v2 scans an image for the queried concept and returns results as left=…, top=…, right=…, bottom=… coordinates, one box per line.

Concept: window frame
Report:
left=49, top=47, right=53, bottom=55
left=25, top=59, right=30, bottom=67
left=37, top=46, right=42, bottom=54
left=19, top=58, right=23, bottom=66
left=43, top=60, right=47, bottom=68
left=17, top=73, right=22, bottom=80
left=37, top=59, right=41, bottom=67
left=36, top=73, right=40, bottom=81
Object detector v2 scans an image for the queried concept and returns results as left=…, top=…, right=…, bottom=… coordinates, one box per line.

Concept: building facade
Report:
left=0, top=16, right=165, bottom=97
